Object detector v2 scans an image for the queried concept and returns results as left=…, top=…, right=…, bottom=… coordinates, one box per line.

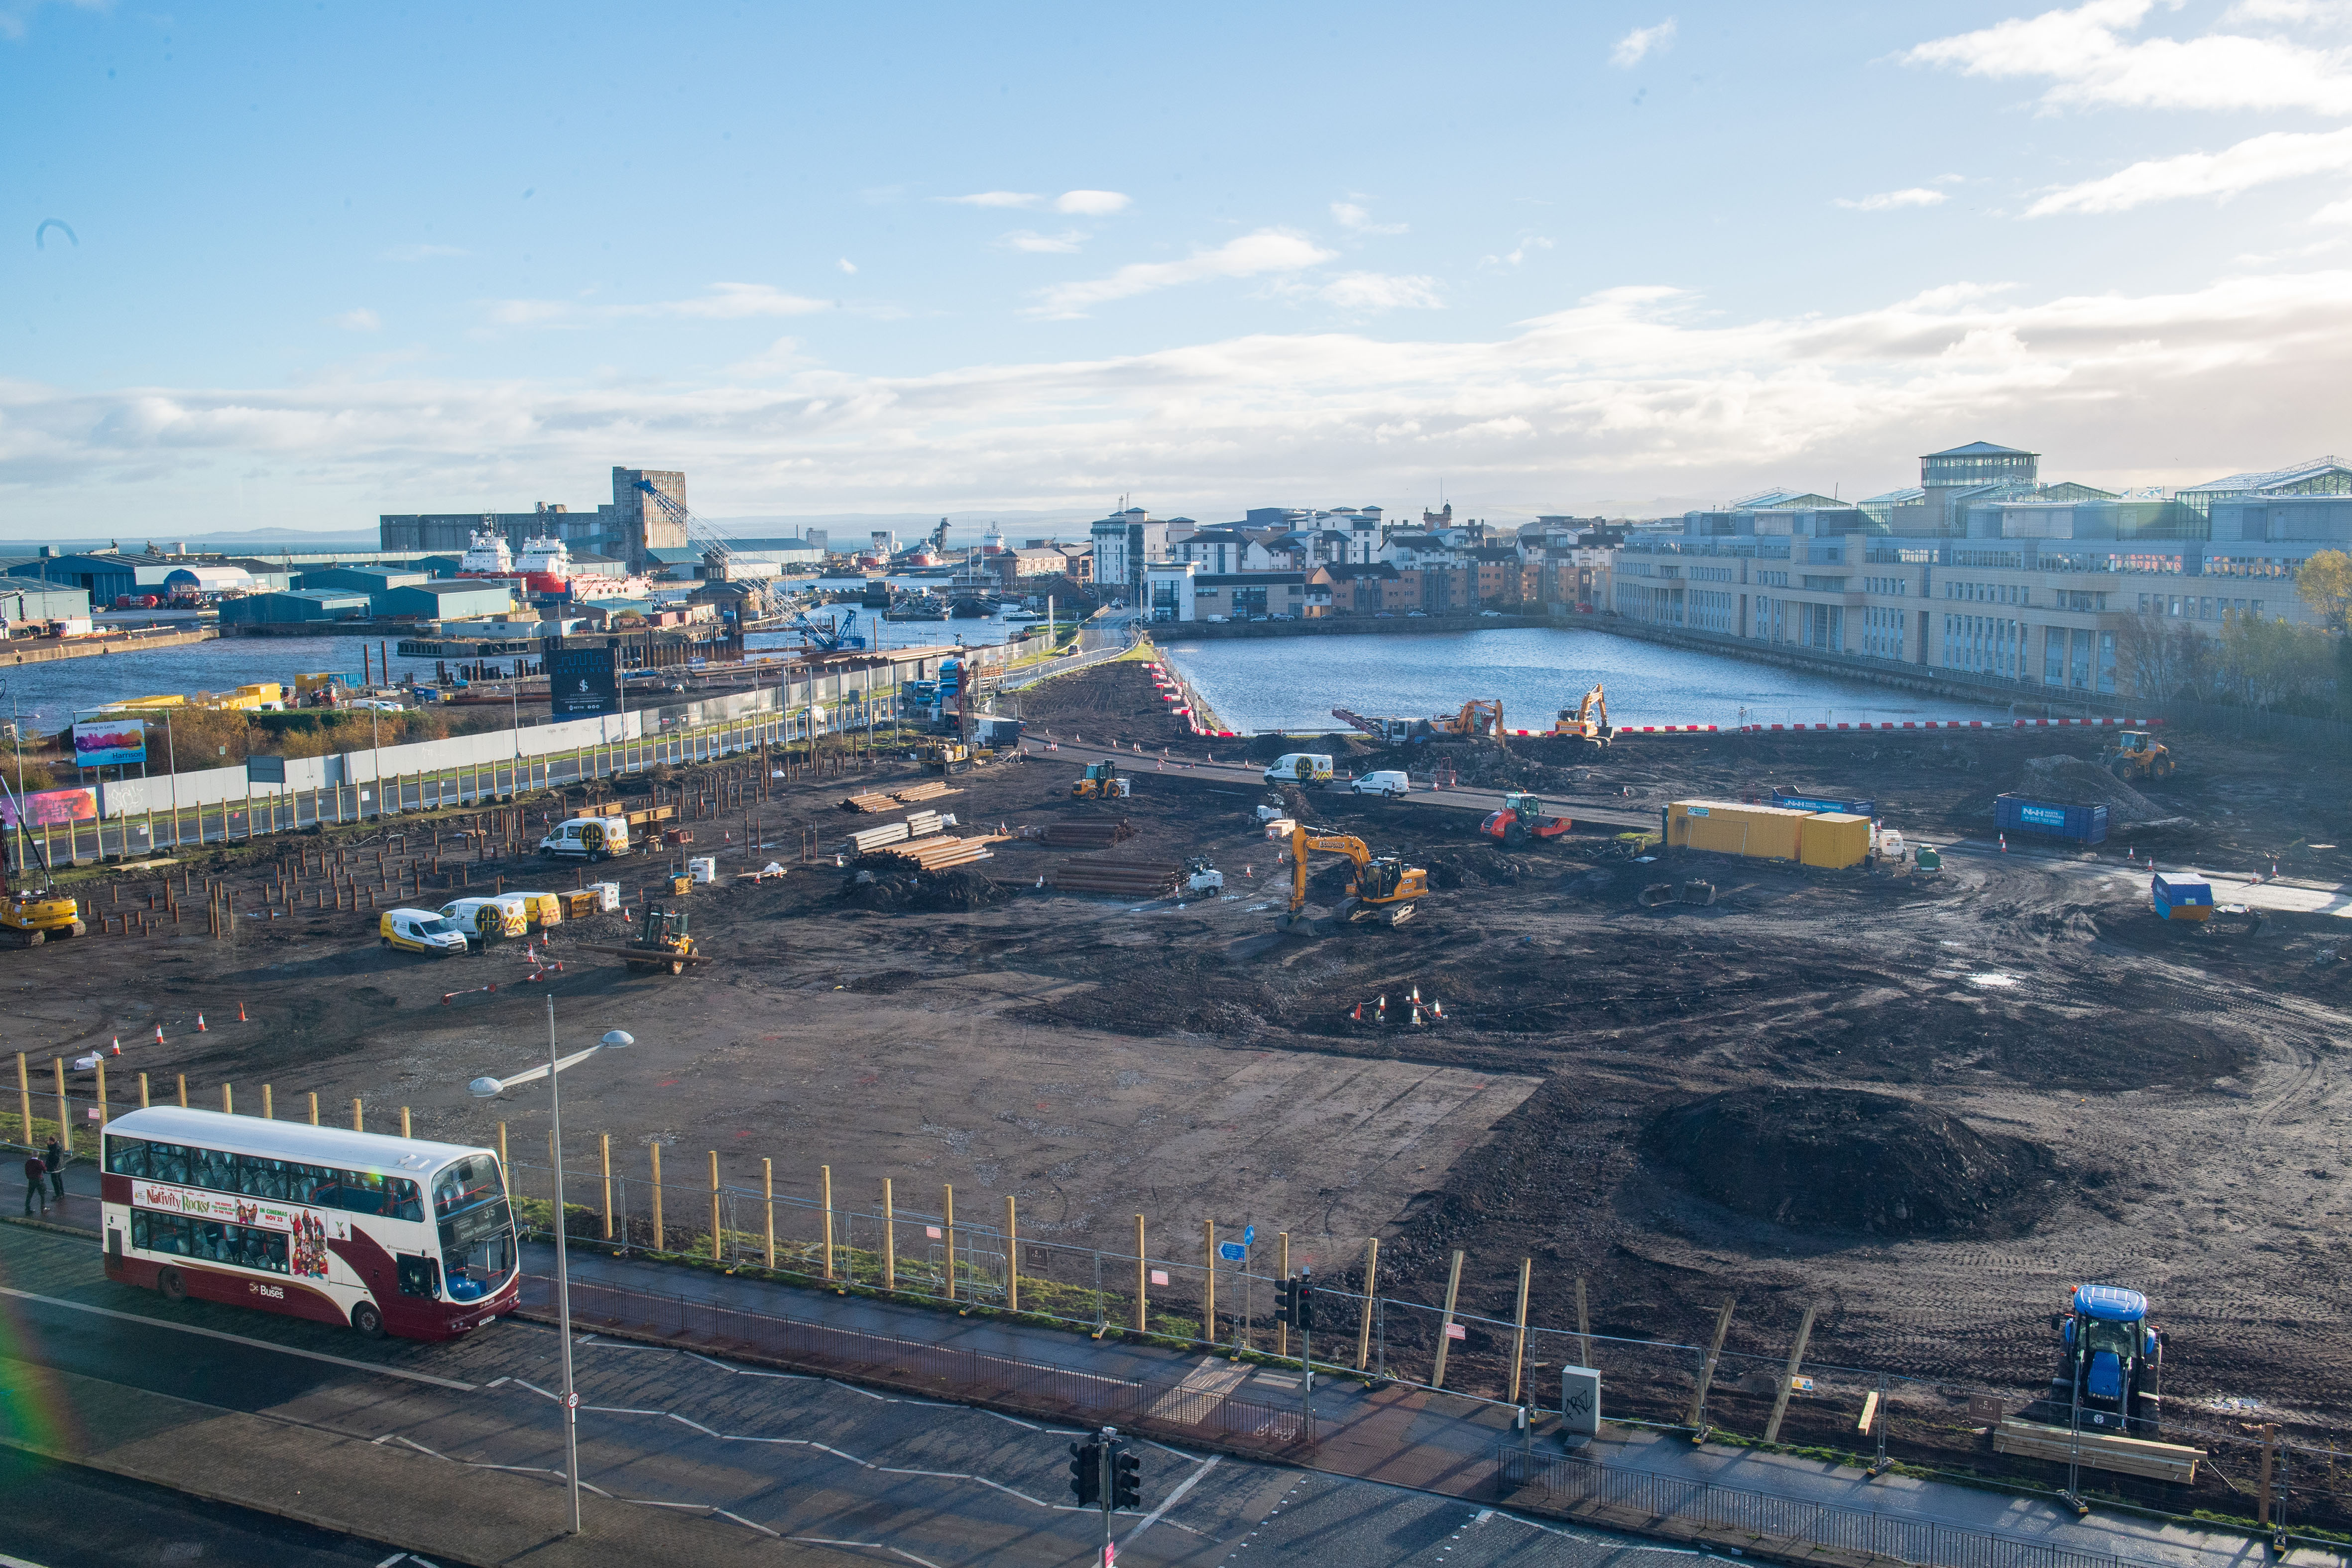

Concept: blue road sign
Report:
left=1218, top=1241, right=1246, bottom=1262
left=1242, top=1225, right=1256, bottom=1245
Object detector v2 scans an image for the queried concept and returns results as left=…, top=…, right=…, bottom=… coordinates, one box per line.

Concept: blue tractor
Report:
left=2034, top=1284, right=2166, bottom=1438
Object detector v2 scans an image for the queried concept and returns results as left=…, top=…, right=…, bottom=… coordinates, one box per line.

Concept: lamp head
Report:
left=467, top=1076, right=503, bottom=1100
left=600, top=1029, right=634, bottom=1049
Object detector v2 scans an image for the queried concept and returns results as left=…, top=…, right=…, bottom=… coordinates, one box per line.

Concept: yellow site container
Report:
left=1799, top=812, right=1872, bottom=869
left=1667, top=800, right=1811, bottom=861
left=233, top=682, right=283, bottom=703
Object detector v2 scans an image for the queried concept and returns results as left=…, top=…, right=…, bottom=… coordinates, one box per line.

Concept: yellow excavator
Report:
left=1071, top=760, right=1132, bottom=800
left=1432, top=699, right=1504, bottom=740
left=0, top=788, right=83, bottom=948
left=1552, top=684, right=1612, bottom=747
left=1278, top=821, right=1428, bottom=932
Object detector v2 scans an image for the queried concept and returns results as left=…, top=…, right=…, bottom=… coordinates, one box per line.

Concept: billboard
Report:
left=545, top=640, right=619, bottom=719
left=72, top=718, right=146, bottom=769
left=0, top=787, right=97, bottom=829
left=246, top=754, right=287, bottom=785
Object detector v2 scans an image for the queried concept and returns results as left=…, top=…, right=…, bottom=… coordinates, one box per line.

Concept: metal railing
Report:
left=1498, top=1446, right=2138, bottom=1568
left=517, top=1270, right=1311, bottom=1448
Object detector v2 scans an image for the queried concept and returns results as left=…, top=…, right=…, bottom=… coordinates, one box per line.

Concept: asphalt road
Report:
left=0, top=1223, right=1684, bottom=1568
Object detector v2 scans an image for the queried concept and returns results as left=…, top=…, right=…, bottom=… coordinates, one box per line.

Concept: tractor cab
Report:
left=1481, top=791, right=1572, bottom=847
left=2107, top=730, right=2176, bottom=781
left=2046, top=1284, right=2165, bottom=1437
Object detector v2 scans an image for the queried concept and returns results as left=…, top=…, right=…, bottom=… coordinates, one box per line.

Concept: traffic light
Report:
left=1110, top=1442, right=1143, bottom=1510
left=1274, top=1276, right=1298, bottom=1328
left=1295, top=1276, right=1315, bottom=1333
left=1067, top=1437, right=1102, bottom=1505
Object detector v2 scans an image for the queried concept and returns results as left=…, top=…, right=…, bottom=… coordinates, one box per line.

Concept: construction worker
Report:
left=22, top=1150, right=46, bottom=1217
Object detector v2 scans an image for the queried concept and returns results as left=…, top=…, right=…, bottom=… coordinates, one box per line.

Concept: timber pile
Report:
left=904, top=809, right=951, bottom=838
left=1044, top=818, right=1135, bottom=849
left=882, top=834, right=1005, bottom=871
left=895, top=781, right=958, bottom=804
left=1992, top=1420, right=2202, bottom=1483
left=844, top=820, right=913, bottom=855
left=1048, top=857, right=1180, bottom=897
left=843, top=791, right=898, bottom=813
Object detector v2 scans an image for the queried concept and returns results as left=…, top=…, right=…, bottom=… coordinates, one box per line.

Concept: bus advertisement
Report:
left=99, top=1106, right=519, bottom=1341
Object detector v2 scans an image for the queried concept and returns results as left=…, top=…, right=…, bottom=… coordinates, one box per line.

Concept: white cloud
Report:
left=2223, top=0, right=2352, bottom=23
left=1332, top=201, right=1409, bottom=235
left=1028, top=229, right=1337, bottom=317
left=942, top=189, right=1131, bottom=215
left=383, top=243, right=469, bottom=262
left=1835, top=187, right=1951, bottom=211
left=331, top=308, right=381, bottom=332
left=1316, top=273, right=1444, bottom=311
left=2028, top=124, right=2352, bottom=213
left=1002, top=229, right=1090, bottom=253
left=1904, top=0, right=2352, bottom=115
left=837, top=258, right=858, bottom=275
left=1611, top=18, right=1677, bottom=68
left=21, top=266, right=2352, bottom=529
left=2315, top=194, right=2352, bottom=220
left=1480, top=236, right=1555, bottom=268
left=490, top=283, right=834, bottom=327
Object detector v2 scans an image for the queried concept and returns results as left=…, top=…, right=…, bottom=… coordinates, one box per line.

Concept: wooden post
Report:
left=53, top=1058, right=68, bottom=1153
left=220, top=1081, right=233, bottom=1118
left=600, top=1134, right=613, bottom=1240
left=1431, top=1249, right=1465, bottom=1389
left=1575, top=1276, right=1592, bottom=1371
left=1509, top=1257, right=1533, bottom=1406
left=1686, top=1298, right=1738, bottom=1431
left=1269, top=1232, right=1291, bottom=1357
left=307, top=1091, right=319, bottom=1126
left=1763, top=1305, right=1818, bottom=1444
left=497, top=1122, right=510, bottom=1206
left=138, top=1072, right=150, bottom=1110
left=708, top=1150, right=722, bottom=1261
left=1134, top=1213, right=1148, bottom=1334
left=400, top=1106, right=412, bottom=1138
left=1356, top=1237, right=1380, bottom=1371
left=882, top=1177, right=896, bottom=1292
left=943, top=1184, right=956, bottom=1301
left=15, top=1053, right=30, bottom=1148
left=822, top=1165, right=835, bottom=1281
left=261, top=1084, right=273, bottom=1120
left=1004, top=1194, right=1019, bottom=1312
left=351, top=1096, right=362, bottom=1131
left=2259, top=1423, right=2277, bottom=1528
left=649, top=1143, right=664, bottom=1251
left=763, top=1158, right=775, bottom=1270
left=1203, top=1220, right=1217, bottom=1344
left=178, top=1074, right=189, bottom=1109
left=93, top=1058, right=108, bottom=1131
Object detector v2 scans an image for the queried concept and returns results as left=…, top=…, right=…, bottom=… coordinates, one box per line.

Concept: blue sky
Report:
left=7, top=0, right=2352, bottom=535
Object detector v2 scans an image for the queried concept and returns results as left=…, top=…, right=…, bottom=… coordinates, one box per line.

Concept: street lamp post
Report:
left=469, top=1006, right=634, bottom=1535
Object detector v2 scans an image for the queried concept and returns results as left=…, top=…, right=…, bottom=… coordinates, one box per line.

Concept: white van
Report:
left=538, top=814, right=630, bottom=861
left=1351, top=770, right=1411, bottom=798
left=379, top=908, right=469, bottom=956
left=439, top=895, right=528, bottom=944
left=1263, top=753, right=1334, bottom=785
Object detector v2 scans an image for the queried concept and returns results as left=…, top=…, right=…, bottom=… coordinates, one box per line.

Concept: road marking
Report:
left=1, top=1554, right=55, bottom=1568
left=1121, top=1453, right=1220, bottom=1547
left=789, top=1539, right=942, bottom=1568
left=0, top=1285, right=477, bottom=1390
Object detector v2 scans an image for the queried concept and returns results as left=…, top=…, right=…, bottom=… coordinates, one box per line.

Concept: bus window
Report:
left=106, top=1135, right=147, bottom=1176
left=397, top=1254, right=440, bottom=1298
left=435, top=1155, right=514, bottom=1300
left=434, top=1155, right=503, bottom=1220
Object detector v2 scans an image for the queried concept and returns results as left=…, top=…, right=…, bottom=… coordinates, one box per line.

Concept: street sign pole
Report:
left=1098, top=1424, right=1116, bottom=1566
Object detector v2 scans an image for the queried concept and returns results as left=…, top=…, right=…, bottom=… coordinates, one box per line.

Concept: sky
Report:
left=7, top=0, right=2352, bottom=537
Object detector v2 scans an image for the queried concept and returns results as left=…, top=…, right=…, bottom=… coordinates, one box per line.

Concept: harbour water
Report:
left=1158, top=626, right=2010, bottom=734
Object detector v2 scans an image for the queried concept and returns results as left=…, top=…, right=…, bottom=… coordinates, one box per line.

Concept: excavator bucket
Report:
left=1679, top=880, right=1717, bottom=906
left=1638, top=883, right=1676, bottom=907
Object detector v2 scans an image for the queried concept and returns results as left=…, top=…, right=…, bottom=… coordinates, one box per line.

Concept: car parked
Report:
left=1351, top=770, right=1411, bottom=798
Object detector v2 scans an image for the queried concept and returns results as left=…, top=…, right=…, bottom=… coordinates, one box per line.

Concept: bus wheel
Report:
left=352, top=1301, right=385, bottom=1339
left=157, top=1267, right=186, bottom=1302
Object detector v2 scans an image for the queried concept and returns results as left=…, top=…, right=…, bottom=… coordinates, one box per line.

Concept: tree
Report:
left=2296, top=551, right=2352, bottom=632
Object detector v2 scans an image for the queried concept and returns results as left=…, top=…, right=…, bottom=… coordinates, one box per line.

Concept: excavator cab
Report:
left=1279, top=821, right=1427, bottom=932
left=1553, top=684, right=1612, bottom=747
left=2108, top=730, right=2175, bottom=781
left=0, top=889, right=84, bottom=947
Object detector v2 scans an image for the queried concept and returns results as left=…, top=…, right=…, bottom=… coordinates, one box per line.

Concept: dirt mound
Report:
left=1419, top=847, right=1542, bottom=889
left=2015, top=754, right=2188, bottom=828
left=836, top=855, right=1013, bottom=913
left=1645, top=1087, right=2056, bottom=1236
left=1231, top=731, right=1380, bottom=762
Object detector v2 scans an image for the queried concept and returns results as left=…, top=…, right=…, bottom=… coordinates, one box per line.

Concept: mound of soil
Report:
left=836, top=855, right=1013, bottom=913
left=1644, top=1087, right=2056, bottom=1236
left=2016, top=753, right=2189, bottom=828
left=1420, top=847, right=1541, bottom=889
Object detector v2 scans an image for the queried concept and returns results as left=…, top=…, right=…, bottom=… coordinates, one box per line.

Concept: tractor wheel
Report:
left=2154, top=755, right=2176, bottom=779
left=1504, top=821, right=1529, bottom=848
left=668, top=959, right=685, bottom=976
left=2111, top=758, right=2133, bottom=780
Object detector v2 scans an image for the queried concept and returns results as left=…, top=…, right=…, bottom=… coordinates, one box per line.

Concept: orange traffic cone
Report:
left=110, top=1037, right=121, bottom=1055
left=1411, top=1004, right=1425, bottom=1026
left=196, top=1013, right=207, bottom=1032
left=1431, top=1001, right=1445, bottom=1020
left=1350, top=1002, right=1364, bottom=1021
left=154, top=1024, right=164, bottom=1044
left=237, top=1001, right=247, bottom=1022
left=1999, top=834, right=2007, bottom=853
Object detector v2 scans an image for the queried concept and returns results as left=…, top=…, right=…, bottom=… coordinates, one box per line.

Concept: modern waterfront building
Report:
left=378, top=467, right=689, bottom=572
left=1611, top=446, right=2352, bottom=699
left=1090, top=507, right=1172, bottom=604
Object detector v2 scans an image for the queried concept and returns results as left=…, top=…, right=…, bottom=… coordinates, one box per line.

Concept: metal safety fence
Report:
left=1497, top=1445, right=2140, bottom=1568
left=517, top=1269, right=1311, bottom=1449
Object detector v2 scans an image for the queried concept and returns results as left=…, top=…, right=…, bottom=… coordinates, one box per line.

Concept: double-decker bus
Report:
left=100, top=1106, right=519, bottom=1341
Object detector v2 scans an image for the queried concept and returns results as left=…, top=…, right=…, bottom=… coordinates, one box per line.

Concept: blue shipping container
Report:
left=2150, top=871, right=2214, bottom=920
left=1995, top=794, right=2109, bottom=845
left=1770, top=787, right=1877, bottom=818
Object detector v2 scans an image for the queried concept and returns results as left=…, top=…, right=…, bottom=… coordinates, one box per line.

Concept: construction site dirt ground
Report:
left=14, top=660, right=2352, bottom=1517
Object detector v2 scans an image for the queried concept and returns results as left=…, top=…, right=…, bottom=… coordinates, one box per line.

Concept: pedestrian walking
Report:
left=22, top=1152, right=46, bottom=1216
left=44, top=1136, right=65, bottom=1200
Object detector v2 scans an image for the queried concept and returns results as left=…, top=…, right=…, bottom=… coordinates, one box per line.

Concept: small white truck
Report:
left=538, top=814, right=630, bottom=861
